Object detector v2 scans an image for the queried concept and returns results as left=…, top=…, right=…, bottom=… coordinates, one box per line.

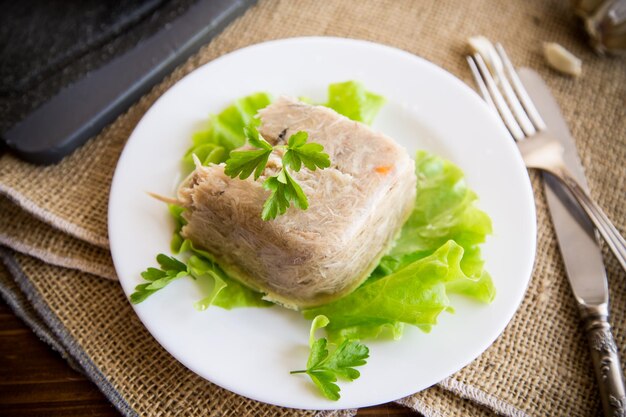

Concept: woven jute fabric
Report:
left=0, top=196, right=116, bottom=280
left=400, top=385, right=495, bottom=417
left=1, top=0, right=624, bottom=416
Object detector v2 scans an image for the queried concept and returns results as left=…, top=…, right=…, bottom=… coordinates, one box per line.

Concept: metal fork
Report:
left=467, top=44, right=626, bottom=273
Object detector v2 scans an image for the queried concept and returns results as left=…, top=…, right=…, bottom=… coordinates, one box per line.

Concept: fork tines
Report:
left=467, top=44, right=546, bottom=141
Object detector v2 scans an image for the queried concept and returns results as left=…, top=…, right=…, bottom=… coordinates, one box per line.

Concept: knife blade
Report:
left=518, top=68, right=626, bottom=417
left=518, top=68, right=607, bottom=305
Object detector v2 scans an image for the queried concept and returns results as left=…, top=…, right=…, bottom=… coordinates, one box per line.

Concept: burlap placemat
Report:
left=0, top=196, right=116, bottom=279
left=1, top=0, right=625, bottom=415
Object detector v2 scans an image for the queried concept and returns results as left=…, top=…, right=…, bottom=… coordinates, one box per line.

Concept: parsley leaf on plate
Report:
left=291, top=315, right=369, bottom=401
left=224, top=126, right=273, bottom=180
left=130, top=252, right=271, bottom=309
left=130, top=254, right=188, bottom=304
left=261, top=175, right=290, bottom=220
left=262, top=168, right=308, bottom=220
left=224, top=126, right=329, bottom=221
left=283, top=131, right=331, bottom=172
left=243, top=126, right=273, bottom=151
left=325, top=80, right=386, bottom=125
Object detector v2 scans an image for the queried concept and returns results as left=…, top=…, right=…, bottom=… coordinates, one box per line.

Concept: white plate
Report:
left=109, top=37, right=536, bottom=410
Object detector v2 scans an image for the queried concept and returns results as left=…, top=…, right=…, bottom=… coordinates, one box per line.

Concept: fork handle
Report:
left=579, top=304, right=626, bottom=417
left=557, top=168, right=626, bottom=273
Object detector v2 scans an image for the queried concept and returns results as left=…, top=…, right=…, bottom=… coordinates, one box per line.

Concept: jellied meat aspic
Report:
left=177, top=97, right=416, bottom=309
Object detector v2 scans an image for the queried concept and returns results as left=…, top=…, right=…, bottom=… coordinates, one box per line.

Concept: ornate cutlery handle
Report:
left=579, top=304, right=626, bottom=417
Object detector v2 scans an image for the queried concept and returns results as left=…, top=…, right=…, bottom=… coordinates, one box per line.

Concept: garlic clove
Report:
left=542, top=42, right=583, bottom=77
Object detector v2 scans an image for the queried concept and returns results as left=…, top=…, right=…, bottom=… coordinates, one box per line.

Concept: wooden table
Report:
left=0, top=300, right=417, bottom=416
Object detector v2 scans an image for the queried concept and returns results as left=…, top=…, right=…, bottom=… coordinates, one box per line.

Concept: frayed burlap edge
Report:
left=398, top=384, right=501, bottom=417
left=439, top=379, right=529, bottom=417
left=0, top=196, right=116, bottom=279
left=0, top=184, right=110, bottom=248
left=0, top=235, right=116, bottom=279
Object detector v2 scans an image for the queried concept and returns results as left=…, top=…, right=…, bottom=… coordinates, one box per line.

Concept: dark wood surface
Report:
left=0, top=300, right=417, bottom=416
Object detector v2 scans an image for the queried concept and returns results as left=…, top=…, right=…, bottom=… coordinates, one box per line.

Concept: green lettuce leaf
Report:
left=381, top=151, right=493, bottom=280
left=303, top=240, right=494, bottom=342
left=185, top=241, right=272, bottom=310
left=325, top=81, right=385, bottom=125
left=182, top=92, right=272, bottom=172
left=212, top=277, right=273, bottom=310
left=168, top=204, right=187, bottom=253
left=188, top=254, right=272, bottom=310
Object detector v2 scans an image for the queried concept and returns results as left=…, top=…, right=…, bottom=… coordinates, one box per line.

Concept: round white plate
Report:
left=109, top=37, right=536, bottom=410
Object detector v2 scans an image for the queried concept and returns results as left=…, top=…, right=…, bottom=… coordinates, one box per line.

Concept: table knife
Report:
left=518, top=68, right=626, bottom=417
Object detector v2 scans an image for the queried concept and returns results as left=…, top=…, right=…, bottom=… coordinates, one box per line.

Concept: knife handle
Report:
left=579, top=304, right=626, bottom=417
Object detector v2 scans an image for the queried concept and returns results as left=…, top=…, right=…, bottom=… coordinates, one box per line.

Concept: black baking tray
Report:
left=0, top=0, right=256, bottom=164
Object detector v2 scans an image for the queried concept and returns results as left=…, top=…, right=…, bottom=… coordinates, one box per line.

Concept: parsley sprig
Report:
left=224, top=127, right=330, bottom=220
left=290, top=315, right=369, bottom=401
left=130, top=250, right=272, bottom=308
left=223, top=127, right=273, bottom=180
left=130, top=254, right=189, bottom=304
